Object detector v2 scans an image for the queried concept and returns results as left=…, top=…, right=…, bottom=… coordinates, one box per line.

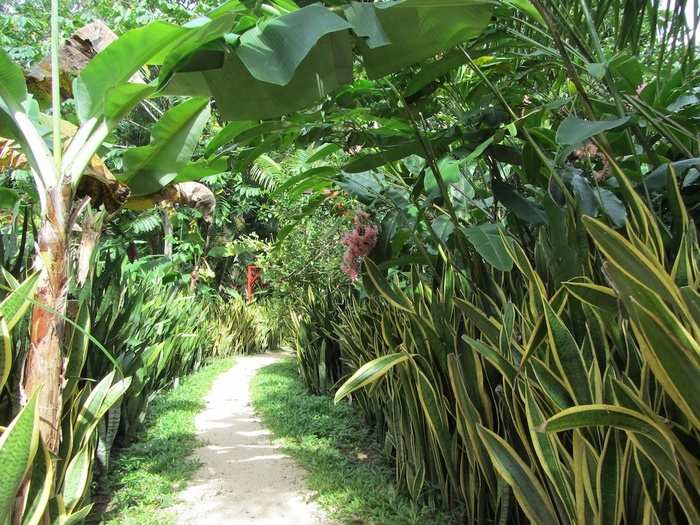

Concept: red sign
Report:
left=246, top=264, right=261, bottom=303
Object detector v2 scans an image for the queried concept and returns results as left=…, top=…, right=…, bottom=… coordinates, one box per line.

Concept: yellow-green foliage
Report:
left=303, top=174, right=700, bottom=524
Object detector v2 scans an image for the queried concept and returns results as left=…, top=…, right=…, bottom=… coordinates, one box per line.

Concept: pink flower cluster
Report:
left=573, top=141, right=611, bottom=182
left=341, top=210, right=378, bottom=281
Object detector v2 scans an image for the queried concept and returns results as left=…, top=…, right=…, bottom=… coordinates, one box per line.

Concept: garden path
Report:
left=174, top=353, right=332, bottom=525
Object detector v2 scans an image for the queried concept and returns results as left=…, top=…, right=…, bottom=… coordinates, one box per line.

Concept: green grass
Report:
left=250, top=358, right=464, bottom=525
left=96, top=358, right=235, bottom=525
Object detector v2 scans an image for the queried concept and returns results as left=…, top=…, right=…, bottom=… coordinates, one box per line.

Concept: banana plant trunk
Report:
left=22, top=184, right=70, bottom=453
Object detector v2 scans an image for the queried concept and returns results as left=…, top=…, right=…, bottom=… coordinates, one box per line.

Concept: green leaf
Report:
left=524, top=391, right=575, bottom=523
left=0, top=319, right=10, bottom=392
left=21, top=435, right=52, bottom=525
left=364, top=259, right=413, bottom=312
left=205, top=121, right=258, bottom=157
left=642, top=158, right=700, bottom=192
left=306, top=143, right=342, bottom=164
left=64, top=306, right=90, bottom=401
left=626, top=294, right=700, bottom=428
left=0, top=392, right=40, bottom=523
left=594, top=187, right=627, bottom=228
left=454, top=297, right=501, bottom=344
left=273, top=166, right=338, bottom=197
left=334, top=351, right=411, bottom=403
left=608, top=52, right=643, bottom=94
left=555, top=115, right=630, bottom=146
left=0, top=188, right=20, bottom=209
left=173, top=158, right=228, bottom=184
left=344, top=2, right=390, bottom=48
left=347, top=0, right=494, bottom=79
left=425, top=156, right=463, bottom=194
left=542, top=404, right=674, bottom=451
left=493, top=180, right=548, bottom=225
left=337, top=171, right=385, bottom=203
left=74, top=21, right=185, bottom=121
left=158, top=14, right=237, bottom=86
left=237, top=5, right=350, bottom=86
left=0, top=272, right=40, bottom=330
left=431, top=215, right=454, bottom=243
left=104, top=84, right=156, bottom=129
left=73, top=372, right=115, bottom=450
left=120, top=98, right=210, bottom=196
left=597, top=430, right=622, bottom=525
left=563, top=278, right=619, bottom=313
left=583, top=216, right=679, bottom=305
left=344, top=141, right=427, bottom=173
left=463, top=335, right=517, bottom=385
left=542, top=299, right=592, bottom=404
left=462, top=224, right=513, bottom=271
left=585, top=62, right=607, bottom=79
left=61, top=505, right=94, bottom=525
left=500, top=0, right=545, bottom=24
left=530, top=357, right=573, bottom=410
left=478, top=425, right=559, bottom=525
left=571, top=171, right=598, bottom=216
left=63, top=446, right=91, bottom=513
left=416, top=368, right=456, bottom=483
left=165, top=10, right=353, bottom=120
left=539, top=402, right=699, bottom=519
left=404, top=50, right=470, bottom=98
left=0, top=48, right=29, bottom=113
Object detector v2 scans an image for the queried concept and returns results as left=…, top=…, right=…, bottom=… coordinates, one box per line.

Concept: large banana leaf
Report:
left=164, top=5, right=353, bottom=120
left=346, top=0, right=494, bottom=79
left=0, top=51, right=53, bottom=181
left=163, top=1, right=494, bottom=120
left=119, top=98, right=210, bottom=196
left=74, top=10, right=243, bottom=123
left=0, top=48, right=28, bottom=114
left=237, top=4, right=351, bottom=86
left=73, top=21, right=183, bottom=122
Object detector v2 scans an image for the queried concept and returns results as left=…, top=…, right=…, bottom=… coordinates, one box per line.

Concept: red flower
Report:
left=341, top=210, right=378, bottom=281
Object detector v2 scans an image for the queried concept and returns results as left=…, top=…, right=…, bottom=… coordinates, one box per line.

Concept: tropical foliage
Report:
left=0, top=0, right=698, bottom=523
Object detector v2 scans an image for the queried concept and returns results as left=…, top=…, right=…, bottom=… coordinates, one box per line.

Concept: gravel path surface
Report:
left=175, top=353, right=331, bottom=525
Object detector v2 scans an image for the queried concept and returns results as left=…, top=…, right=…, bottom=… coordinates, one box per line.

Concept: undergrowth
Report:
left=96, top=358, right=235, bottom=525
left=250, top=359, right=464, bottom=525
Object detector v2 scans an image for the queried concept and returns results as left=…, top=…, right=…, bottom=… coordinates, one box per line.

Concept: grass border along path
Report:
left=250, top=358, right=463, bottom=525
left=97, top=357, right=235, bottom=525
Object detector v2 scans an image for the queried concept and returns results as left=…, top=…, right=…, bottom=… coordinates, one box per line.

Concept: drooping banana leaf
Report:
left=345, top=0, right=494, bottom=79
left=237, top=4, right=351, bottom=86
left=164, top=5, right=353, bottom=120
left=73, top=9, right=250, bottom=123
left=119, top=98, right=211, bottom=196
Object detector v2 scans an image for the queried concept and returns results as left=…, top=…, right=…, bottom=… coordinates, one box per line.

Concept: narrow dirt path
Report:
left=175, top=353, right=332, bottom=525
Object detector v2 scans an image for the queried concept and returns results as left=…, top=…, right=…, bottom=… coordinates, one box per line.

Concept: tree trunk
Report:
left=22, top=185, right=69, bottom=453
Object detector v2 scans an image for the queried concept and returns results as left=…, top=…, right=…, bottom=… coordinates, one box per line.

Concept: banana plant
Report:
left=0, top=10, right=232, bottom=453
left=0, top=0, right=501, bottom=455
